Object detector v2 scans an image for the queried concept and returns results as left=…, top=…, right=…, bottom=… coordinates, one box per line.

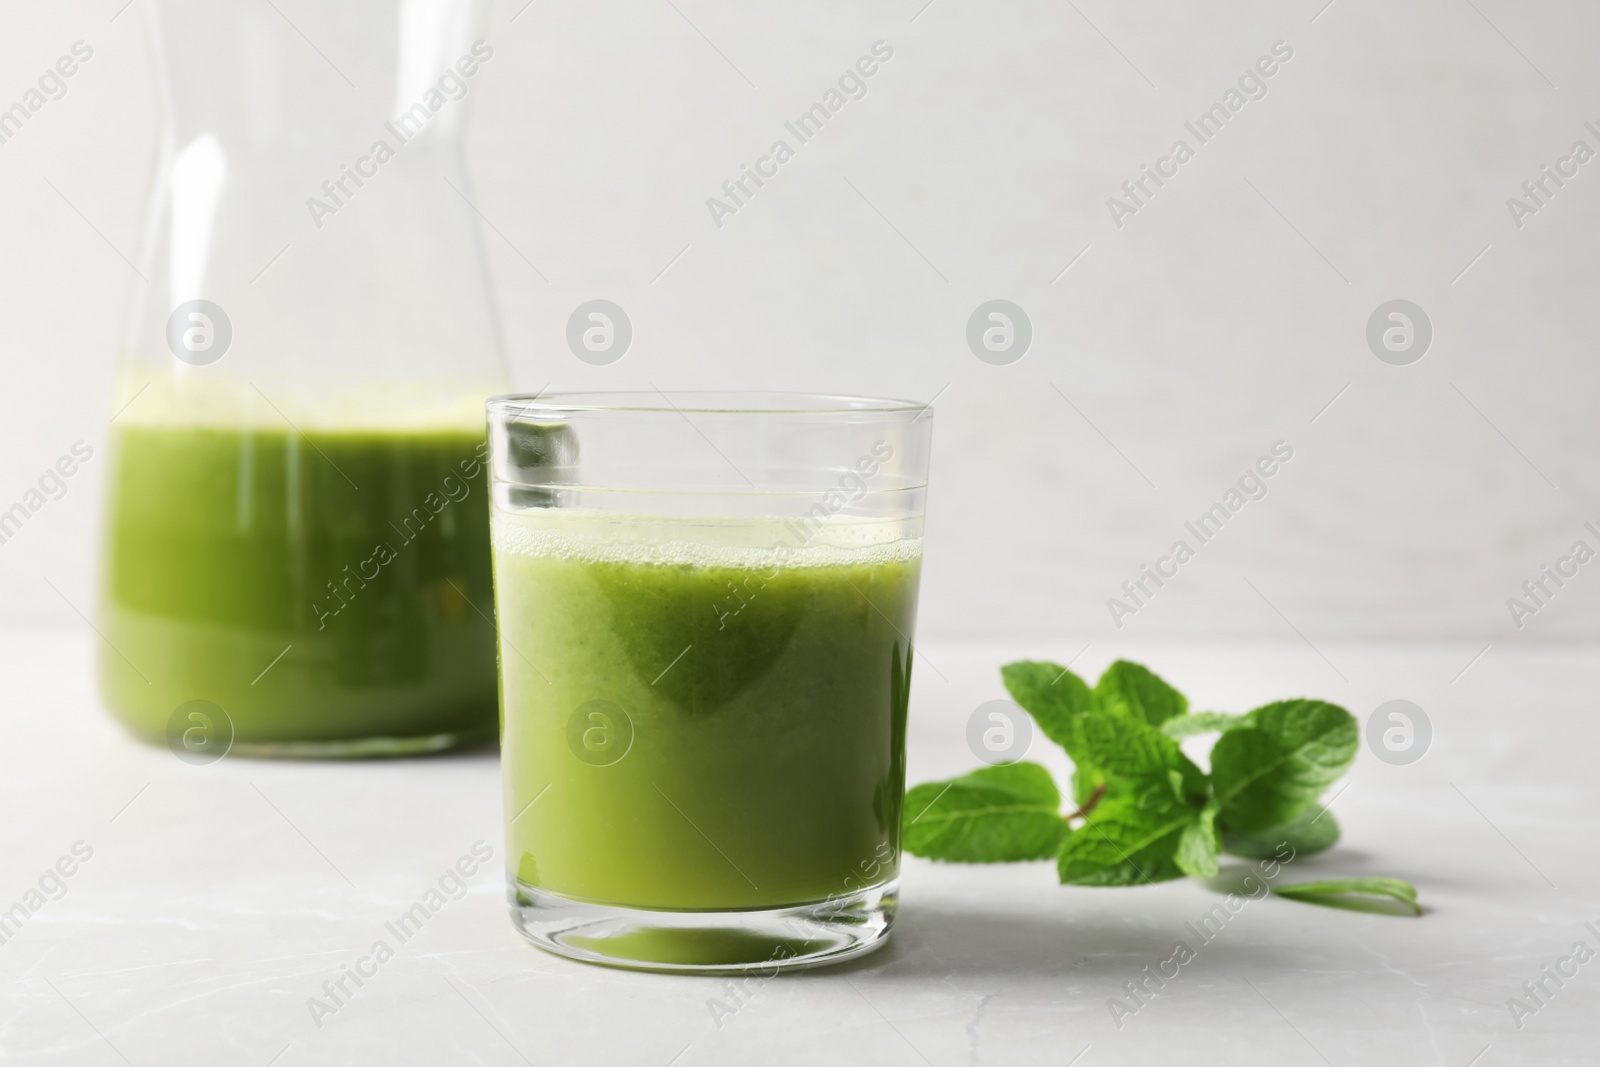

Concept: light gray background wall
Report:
left=1, top=0, right=1596, bottom=648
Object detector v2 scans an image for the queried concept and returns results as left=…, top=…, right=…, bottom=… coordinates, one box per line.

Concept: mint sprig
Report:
left=902, top=658, right=1419, bottom=915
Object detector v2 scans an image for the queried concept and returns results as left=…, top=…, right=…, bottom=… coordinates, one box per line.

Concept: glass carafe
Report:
left=99, top=0, right=508, bottom=756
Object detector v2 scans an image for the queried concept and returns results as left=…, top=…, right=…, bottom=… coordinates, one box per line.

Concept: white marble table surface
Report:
left=1, top=630, right=1594, bottom=1066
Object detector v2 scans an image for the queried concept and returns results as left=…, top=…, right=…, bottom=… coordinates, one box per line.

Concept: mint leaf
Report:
left=1004, top=660, right=1199, bottom=809
left=1161, top=711, right=1244, bottom=739
left=1211, top=699, right=1358, bottom=832
left=1174, top=801, right=1221, bottom=879
left=1273, top=877, right=1420, bottom=915
left=1057, top=794, right=1193, bottom=886
left=1000, top=660, right=1095, bottom=756
left=1222, top=807, right=1339, bottom=859
left=1074, top=709, right=1174, bottom=783
left=1075, top=704, right=1206, bottom=803
left=1095, top=660, right=1188, bottom=727
left=1002, top=661, right=1106, bottom=806
left=902, top=762, right=1067, bottom=863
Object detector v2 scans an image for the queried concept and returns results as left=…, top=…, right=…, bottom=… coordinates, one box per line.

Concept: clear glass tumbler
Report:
left=488, top=392, right=933, bottom=973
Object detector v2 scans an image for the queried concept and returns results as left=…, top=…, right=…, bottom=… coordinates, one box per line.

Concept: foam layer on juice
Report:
left=492, top=508, right=922, bottom=570
left=111, top=364, right=497, bottom=432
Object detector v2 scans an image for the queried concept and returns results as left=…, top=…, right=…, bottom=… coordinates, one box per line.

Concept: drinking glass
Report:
left=488, top=392, right=933, bottom=972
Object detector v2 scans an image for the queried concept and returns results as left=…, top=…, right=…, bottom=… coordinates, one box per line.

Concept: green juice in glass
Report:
left=494, top=509, right=920, bottom=911
left=100, top=416, right=498, bottom=753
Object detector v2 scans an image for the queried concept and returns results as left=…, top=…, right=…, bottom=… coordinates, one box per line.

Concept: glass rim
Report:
left=486, top=390, right=931, bottom=419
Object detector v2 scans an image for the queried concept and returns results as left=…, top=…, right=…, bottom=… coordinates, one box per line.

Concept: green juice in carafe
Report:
left=99, top=408, right=498, bottom=754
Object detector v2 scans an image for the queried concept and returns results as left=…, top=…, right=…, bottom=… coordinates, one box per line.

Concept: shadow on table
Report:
left=807, top=898, right=1317, bottom=984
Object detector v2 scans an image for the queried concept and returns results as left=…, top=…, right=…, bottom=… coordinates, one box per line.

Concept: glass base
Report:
left=509, top=879, right=897, bottom=975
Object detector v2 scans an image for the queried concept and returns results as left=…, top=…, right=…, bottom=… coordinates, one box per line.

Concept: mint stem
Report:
left=1065, top=783, right=1107, bottom=823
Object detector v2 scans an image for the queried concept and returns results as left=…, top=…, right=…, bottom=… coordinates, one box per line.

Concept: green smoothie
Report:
left=100, top=418, right=497, bottom=752
left=494, top=509, right=920, bottom=911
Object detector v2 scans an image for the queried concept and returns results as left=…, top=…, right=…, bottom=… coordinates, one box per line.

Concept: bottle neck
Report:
left=151, top=0, right=484, bottom=152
